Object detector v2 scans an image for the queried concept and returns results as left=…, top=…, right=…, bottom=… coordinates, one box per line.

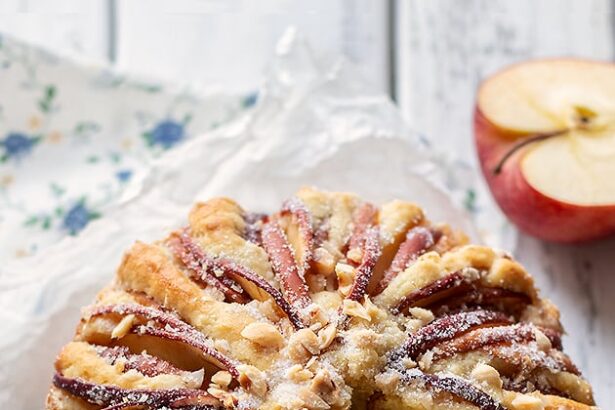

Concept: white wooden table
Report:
left=1, top=0, right=613, bottom=404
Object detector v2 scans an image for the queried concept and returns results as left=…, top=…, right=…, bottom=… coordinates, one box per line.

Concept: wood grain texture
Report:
left=396, top=0, right=614, bottom=404
left=115, top=0, right=389, bottom=93
left=0, top=0, right=109, bottom=61
left=396, top=0, right=613, bottom=159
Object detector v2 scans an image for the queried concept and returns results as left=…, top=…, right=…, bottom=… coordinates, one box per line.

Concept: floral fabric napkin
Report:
left=0, top=34, right=255, bottom=262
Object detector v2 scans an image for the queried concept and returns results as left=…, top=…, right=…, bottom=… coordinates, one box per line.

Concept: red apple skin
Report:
left=474, top=107, right=615, bottom=243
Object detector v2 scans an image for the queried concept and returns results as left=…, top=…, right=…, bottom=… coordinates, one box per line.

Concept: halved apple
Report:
left=475, top=59, right=615, bottom=242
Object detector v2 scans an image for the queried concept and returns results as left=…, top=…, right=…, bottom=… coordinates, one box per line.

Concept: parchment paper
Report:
left=0, top=29, right=484, bottom=409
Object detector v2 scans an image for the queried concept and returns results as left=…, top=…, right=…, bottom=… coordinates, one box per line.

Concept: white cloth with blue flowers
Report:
left=0, top=34, right=254, bottom=262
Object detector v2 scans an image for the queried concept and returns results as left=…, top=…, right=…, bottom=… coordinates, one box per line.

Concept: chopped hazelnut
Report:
left=287, top=364, right=313, bottom=382
left=408, top=307, right=435, bottom=325
left=471, top=363, right=503, bottom=389
left=363, top=296, right=382, bottom=320
left=533, top=328, right=552, bottom=351
left=111, top=314, right=135, bottom=339
left=237, top=365, right=268, bottom=396
left=288, top=328, right=320, bottom=362
left=207, top=386, right=237, bottom=407
left=347, top=248, right=362, bottom=264
left=511, top=394, right=545, bottom=410
left=298, top=386, right=330, bottom=410
left=308, top=305, right=329, bottom=329
left=461, top=267, right=481, bottom=281
left=311, top=369, right=335, bottom=396
left=401, top=357, right=417, bottom=369
left=335, top=263, right=356, bottom=296
left=214, top=339, right=231, bottom=353
left=318, top=324, right=337, bottom=350
left=184, top=368, right=204, bottom=388
left=240, top=322, right=284, bottom=348
left=418, top=350, right=434, bottom=370
left=257, top=299, right=282, bottom=323
left=211, top=370, right=232, bottom=388
left=375, top=372, right=400, bottom=394
left=314, top=247, right=336, bottom=274
left=342, top=299, right=371, bottom=321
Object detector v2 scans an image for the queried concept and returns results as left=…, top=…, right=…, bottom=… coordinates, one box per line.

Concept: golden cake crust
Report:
left=47, top=187, right=597, bottom=410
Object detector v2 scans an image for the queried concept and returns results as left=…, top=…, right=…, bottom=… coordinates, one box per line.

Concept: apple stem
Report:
left=492, top=129, right=568, bottom=175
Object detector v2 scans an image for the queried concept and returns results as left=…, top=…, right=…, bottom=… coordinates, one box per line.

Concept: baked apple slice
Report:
left=89, top=304, right=241, bottom=378
left=261, top=221, right=312, bottom=310
left=52, top=374, right=221, bottom=409
left=171, top=230, right=306, bottom=330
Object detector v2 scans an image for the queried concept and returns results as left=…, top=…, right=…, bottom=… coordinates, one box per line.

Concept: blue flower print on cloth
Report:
left=145, top=119, right=186, bottom=149
left=241, top=91, right=259, bottom=108
left=1, top=132, right=41, bottom=161
left=0, top=34, right=256, bottom=262
left=115, top=169, right=133, bottom=183
left=62, top=200, right=100, bottom=235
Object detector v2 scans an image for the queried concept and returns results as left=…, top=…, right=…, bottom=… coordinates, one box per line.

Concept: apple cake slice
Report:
left=46, top=187, right=596, bottom=410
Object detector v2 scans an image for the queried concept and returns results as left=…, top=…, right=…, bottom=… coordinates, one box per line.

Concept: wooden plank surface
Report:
left=396, top=0, right=613, bottom=159
left=0, top=0, right=109, bottom=62
left=115, top=0, right=390, bottom=93
left=395, top=0, right=614, bottom=404
left=517, top=234, right=615, bottom=404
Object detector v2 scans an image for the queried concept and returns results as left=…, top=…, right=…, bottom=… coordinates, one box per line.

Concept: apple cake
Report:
left=46, top=187, right=596, bottom=409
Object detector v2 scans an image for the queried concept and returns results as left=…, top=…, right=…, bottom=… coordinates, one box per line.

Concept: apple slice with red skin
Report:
left=214, top=257, right=306, bottom=330
left=425, top=285, right=532, bottom=318
left=98, top=346, right=186, bottom=377
left=346, top=226, right=382, bottom=302
left=243, top=212, right=267, bottom=246
left=394, top=310, right=512, bottom=360
left=331, top=227, right=382, bottom=329
left=173, top=230, right=306, bottom=330
left=475, top=59, right=615, bottom=242
left=52, top=373, right=222, bottom=410
left=168, top=233, right=249, bottom=304
left=374, top=226, right=440, bottom=295
left=502, top=379, right=576, bottom=404
left=262, top=221, right=312, bottom=311
left=280, top=198, right=315, bottom=273
left=395, top=368, right=505, bottom=410
left=488, top=343, right=579, bottom=376
left=347, top=202, right=378, bottom=257
left=430, top=323, right=562, bottom=362
left=89, top=304, right=241, bottom=379
left=393, top=271, right=471, bottom=314
left=486, top=344, right=587, bottom=402
left=393, top=270, right=531, bottom=316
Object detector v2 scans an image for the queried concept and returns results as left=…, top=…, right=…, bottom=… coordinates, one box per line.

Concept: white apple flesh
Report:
left=475, top=59, right=615, bottom=242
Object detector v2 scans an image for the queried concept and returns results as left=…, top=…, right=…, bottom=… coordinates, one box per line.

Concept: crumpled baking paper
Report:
left=0, top=29, right=497, bottom=408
